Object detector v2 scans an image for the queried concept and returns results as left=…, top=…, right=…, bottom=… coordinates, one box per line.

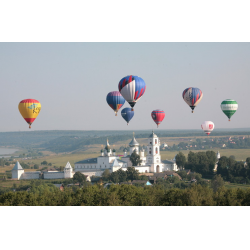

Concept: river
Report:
left=0, top=148, right=19, bottom=158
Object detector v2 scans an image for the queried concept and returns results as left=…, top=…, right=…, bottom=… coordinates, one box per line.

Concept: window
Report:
left=155, top=139, right=157, bottom=144
left=150, top=141, right=152, bottom=145
left=155, top=147, right=158, bottom=154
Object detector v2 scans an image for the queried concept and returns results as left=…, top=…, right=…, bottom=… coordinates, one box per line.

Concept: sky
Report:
left=0, top=42, right=249, bottom=131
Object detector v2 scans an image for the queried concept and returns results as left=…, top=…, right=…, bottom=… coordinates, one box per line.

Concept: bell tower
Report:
left=146, top=131, right=162, bottom=172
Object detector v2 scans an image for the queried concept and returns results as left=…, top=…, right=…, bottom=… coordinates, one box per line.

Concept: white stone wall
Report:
left=44, top=172, right=64, bottom=179
left=76, top=171, right=103, bottom=177
left=134, top=166, right=151, bottom=173
left=21, top=172, right=40, bottom=180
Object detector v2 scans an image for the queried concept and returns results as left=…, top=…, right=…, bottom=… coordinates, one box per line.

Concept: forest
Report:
left=1, top=182, right=250, bottom=206
left=0, top=129, right=250, bottom=152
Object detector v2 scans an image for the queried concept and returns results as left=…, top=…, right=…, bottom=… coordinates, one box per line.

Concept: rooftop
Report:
left=12, top=161, right=23, bottom=171
left=75, top=158, right=98, bottom=164
left=129, top=137, right=139, bottom=147
left=149, top=131, right=157, bottom=138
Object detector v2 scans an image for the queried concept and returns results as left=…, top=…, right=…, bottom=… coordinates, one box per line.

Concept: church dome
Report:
left=149, top=131, right=157, bottom=138
left=129, top=137, right=139, bottom=147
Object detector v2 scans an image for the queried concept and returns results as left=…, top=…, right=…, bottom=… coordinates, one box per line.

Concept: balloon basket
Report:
left=191, top=110, right=194, bottom=113
left=131, top=108, right=134, bottom=111
left=229, top=119, right=230, bottom=121
left=29, top=125, right=31, bottom=129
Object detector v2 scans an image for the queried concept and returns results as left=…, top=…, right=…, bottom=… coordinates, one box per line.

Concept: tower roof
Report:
left=129, top=137, right=139, bottom=147
left=12, top=161, right=23, bottom=170
left=149, top=131, right=158, bottom=138
left=64, top=161, right=72, bottom=169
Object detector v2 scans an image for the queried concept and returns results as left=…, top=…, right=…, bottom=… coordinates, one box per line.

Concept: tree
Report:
left=188, top=151, right=199, bottom=165
left=102, top=169, right=111, bottom=181
left=175, top=152, right=186, bottom=170
left=73, top=172, right=86, bottom=185
left=246, top=157, right=250, bottom=168
left=206, top=151, right=217, bottom=165
left=34, top=164, right=39, bottom=169
left=211, top=174, right=224, bottom=192
left=130, top=150, right=142, bottom=166
left=126, top=167, right=139, bottom=181
left=229, top=155, right=236, bottom=160
left=41, top=161, right=48, bottom=165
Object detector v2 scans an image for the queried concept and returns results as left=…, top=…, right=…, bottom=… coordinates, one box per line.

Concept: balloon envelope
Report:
left=106, top=91, right=125, bottom=116
left=121, top=107, right=134, bottom=125
left=18, top=99, right=41, bottom=128
left=182, top=87, right=203, bottom=112
left=118, top=75, right=146, bottom=110
left=151, top=109, right=165, bottom=128
left=201, top=121, right=214, bottom=135
left=221, top=99, right=238, bottom=121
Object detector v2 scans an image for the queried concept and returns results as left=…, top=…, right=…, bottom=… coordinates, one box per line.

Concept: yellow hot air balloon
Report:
left=18, top=99, right=41, bottom=128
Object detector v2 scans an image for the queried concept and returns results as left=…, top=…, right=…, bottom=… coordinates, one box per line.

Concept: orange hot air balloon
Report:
left=18, top=99, right=41, bottom=128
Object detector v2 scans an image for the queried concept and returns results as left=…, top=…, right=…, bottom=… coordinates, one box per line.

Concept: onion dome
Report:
left=105, top=139, right=111, bottom=151
left=129, top=137, right=139, bottom=147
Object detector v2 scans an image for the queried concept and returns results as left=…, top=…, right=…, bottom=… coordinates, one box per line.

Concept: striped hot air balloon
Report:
left=151, top=110, right=165, bottom=128
left=118, top=75, right=146, bottom=111
left=106, top=91, right=125, bottom=116
left=221, top=99, right=238, bottom=121
left=182, top=87, right=203, bottom=113
left=18, top=99, right=41, bottom=129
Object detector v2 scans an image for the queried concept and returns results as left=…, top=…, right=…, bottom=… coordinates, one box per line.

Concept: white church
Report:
left=74, top=131, right=178, bottom=176
left=12, top=131, right=178, bottom=180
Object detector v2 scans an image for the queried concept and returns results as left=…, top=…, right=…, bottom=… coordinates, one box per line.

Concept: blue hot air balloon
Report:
left=121, top=107, right=134, bottom=125
left=106, top=91, right=125, bottom=116
left=118, top=75, right=146, bottom=111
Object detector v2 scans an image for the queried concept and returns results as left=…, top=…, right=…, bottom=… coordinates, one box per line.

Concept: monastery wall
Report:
left=43, top=172, right=64, bottom=179
left=21, top=172, right=41, bottom=180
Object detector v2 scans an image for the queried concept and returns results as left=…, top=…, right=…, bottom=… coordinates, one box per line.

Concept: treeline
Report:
left=176, top=151, right=218, bottom=178
left=217, top=156, right=250, bottom=183
left=176, top=151, right=250, bottom=184
left=1, top=184, right=250, bottom=205
left=1, top=129, right=250, bottom=152
left=41, top=131, right=250, bottom=153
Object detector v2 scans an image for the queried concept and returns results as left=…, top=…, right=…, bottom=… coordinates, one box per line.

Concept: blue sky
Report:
left=0, top=42, right=249, bottom=131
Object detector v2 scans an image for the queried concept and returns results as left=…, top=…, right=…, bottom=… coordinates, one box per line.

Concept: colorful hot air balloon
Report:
left=18, top=99, right=41, bottom=128
left=182, top=87, right=203, bottom=113
left=121, top=107, right=134, bottom=125
left=221, top=99, right=238, bottom=121
left=106, top=91, right=125, bottom=116
left=201, top=121, right=214, bottom=135
left=151, top=109, right=165, bottom=128
left=118, top=75, right=146, bottom=111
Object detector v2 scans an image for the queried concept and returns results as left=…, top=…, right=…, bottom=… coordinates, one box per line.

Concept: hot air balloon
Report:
left=121, top=107, right=134, bottom=125
left=18, top=99, right=41, bottom=128
left=221, top=99, right=238, bottom=121
left=201, top=121, right=214, bottom=135
left=106, top=91, right=125, bottom=116
left=182, top=87, right=203, bottom=113
left=151, top=109, right=165, bottom=128
left=118, top=75, right=146, bottom=111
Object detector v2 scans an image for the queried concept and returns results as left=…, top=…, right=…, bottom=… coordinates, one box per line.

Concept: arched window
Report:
left=155, top=147, right=158, bottom=154
left=155, top=139, right=157, bottom=144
